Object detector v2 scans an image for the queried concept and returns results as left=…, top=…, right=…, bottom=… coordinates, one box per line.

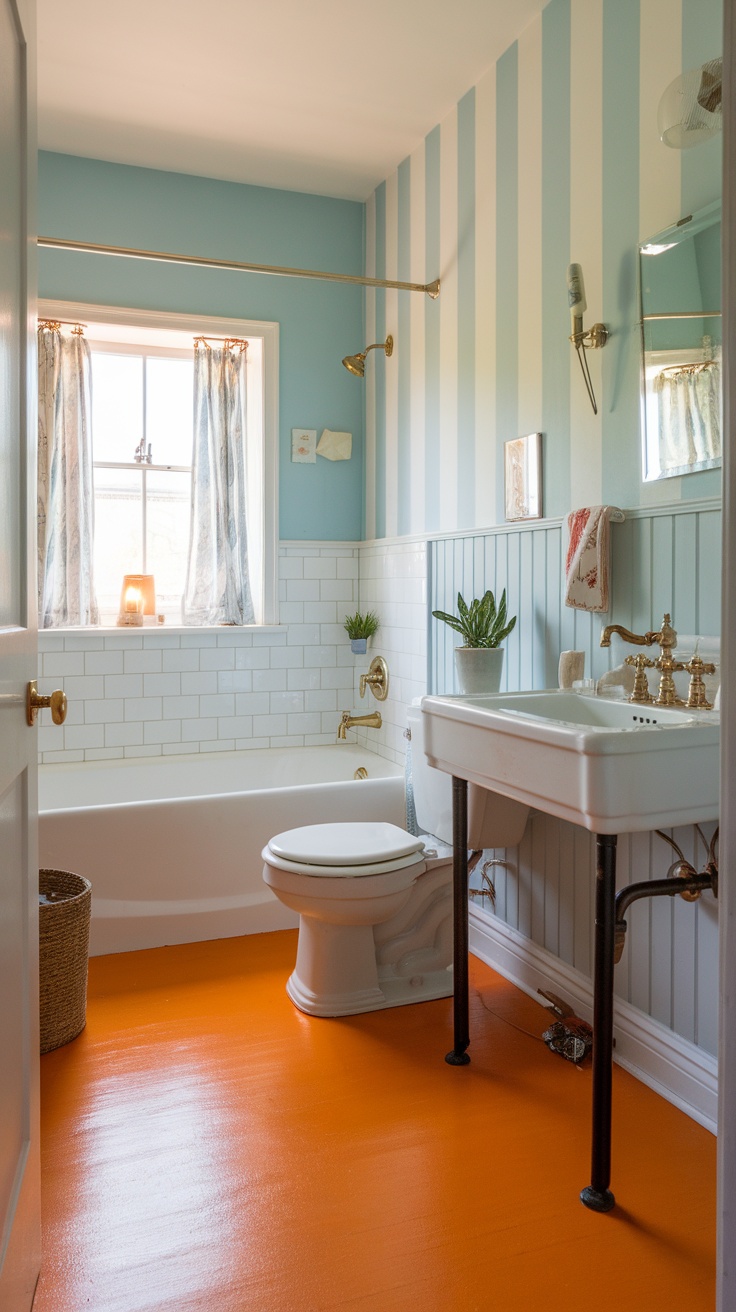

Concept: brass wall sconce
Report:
left=342, top=335, right=393, bottom=378
left=567, top=264, right=608, bottom=415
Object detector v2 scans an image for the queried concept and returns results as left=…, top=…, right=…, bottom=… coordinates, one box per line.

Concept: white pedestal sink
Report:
left=421, top=688, right=719, bottom=834
left=420, top=688, right=720, bottom=1213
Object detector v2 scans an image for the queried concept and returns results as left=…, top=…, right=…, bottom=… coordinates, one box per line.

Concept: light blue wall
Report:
left=37, top=152, right=366, bottom=541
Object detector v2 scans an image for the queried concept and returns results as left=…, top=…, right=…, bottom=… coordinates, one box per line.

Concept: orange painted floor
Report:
left=35, top=931, right=716, bottom=1312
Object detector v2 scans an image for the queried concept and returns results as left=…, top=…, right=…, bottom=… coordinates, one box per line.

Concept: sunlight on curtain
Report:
left=183, top=342, right=255, bottom=625
left=654, top=361, right=721, bottom=474
left=37, top=327, right=99, bottom=627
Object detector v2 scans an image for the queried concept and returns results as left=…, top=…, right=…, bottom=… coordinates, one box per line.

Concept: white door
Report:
left=0, top=2, right=40, bottom=1309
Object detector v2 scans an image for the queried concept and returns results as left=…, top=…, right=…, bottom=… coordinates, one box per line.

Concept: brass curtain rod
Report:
left=37, top=236, right=441, bottom=299
left=194, top=334, right=248, bottom=350
left=38, top=317, right=87, bottom=330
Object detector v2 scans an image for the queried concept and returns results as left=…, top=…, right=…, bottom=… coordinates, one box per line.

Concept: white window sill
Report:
left=39, top=624, right=284, bottom=638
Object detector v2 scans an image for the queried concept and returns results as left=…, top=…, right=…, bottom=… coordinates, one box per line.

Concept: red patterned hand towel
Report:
left=565, top=506, right=620, bottom=612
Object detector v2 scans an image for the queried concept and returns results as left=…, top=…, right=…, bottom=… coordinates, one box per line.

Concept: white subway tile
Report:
left=105, top=673, right=144, bottom=699
left=140, top=633, right=181, bottom=649
left=253, top=713, right=287, bottom=737
left=124, top=744, right=162, bottom=758
left=85, top=650, right=125, bottom=676
left=37, top=726, right=61, bottom=754
left=37, top=633, right=65, bottom=652
left=320, top=667, right=354, bottom=691
left=279, top=601, right=304, bottom=624
left=287, top=624, right=320, bottom=647
left=56, top=674, right=105, bottom=700
left=144, top=673, right=181, bottom=697
left=278, top=557, right=304, bottom=579
left=162, top=648, right=200, bottom=672
left=305, top=689, right=338, bottom=713
left=303, top=645, right=337, bottom=668
left=217, top=670, right=252, bottom=693
left=181, top=632, right=217, bottom=648
left=287, top=668, right=320, bottom=691
left=286, top=579, right=320, bottom=602
left=304, top=732, right=336, bottom=746
left=103, top=634, right=144, bottom=650
left=163, top=742, right=197, bottom=756
left=305, top=601, right=337, bottom=625
left=198, top=739, right=235, bottom=753
left=63, top=634, right=105, bottom=651
left=269, top=646, right=303, bottom=670
left=106, top=722, right=144, bottom=748
left=253, top=629, right=286, bottom=647
left=124, top=697, right=163, bottom=722
left=269, top=691, right=304, bottom=715
left=235, top=647, right=271, bottom=670
left=321, top=711, right=341, bottom=735
left=85, top=698, right=124, bottom=724
left=319, top=580, right=355, bottom=603
left=199, top=693, right=235, bottom=717
left=303, top=558, right=337, bottom=579
left=269, top=735, right=305, bottom=748
left=84, top=746, right=125, bottom=761
left=252, top=669, right=287, bottom=693
left=216, top=630, right=254, bottom=647
left=162, top=695, right=199, bottom=719
left=42, top=652, right=85, bottom=677
left=64, top=724, right=105, bottom=751
left=40, top=748, right=85, bottom=764
left=200, top=647, right=235, bottom=671
left=144, top=721, right=182, bottom=745
left=337, top=557, right=360, bottom=580
left=235, top=692, right=270, bottom=715
left=218, top=715, right=252, bottom=738
left=181, top=717, right=218, bottom=742
left=287, top=712, right=322, bottom=736
left=124, top=649, right=163, bottom=674
left=235, top=736, right=271, bottom=751
left=319, top=624, right=346, bottom=645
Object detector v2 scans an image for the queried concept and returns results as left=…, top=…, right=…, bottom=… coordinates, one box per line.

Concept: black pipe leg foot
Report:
left=445, top=1048, right=471, bottom=1066
left=580, top=1186, right=616, bottom=1213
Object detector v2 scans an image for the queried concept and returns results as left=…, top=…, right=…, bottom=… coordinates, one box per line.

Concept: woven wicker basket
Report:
left=39, top=868, right=92, bottom=1055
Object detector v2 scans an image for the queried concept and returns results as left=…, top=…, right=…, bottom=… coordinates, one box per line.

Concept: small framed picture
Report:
left=504, top=433, right=543, bottom=521
left=291, top=429, right=317, bottom=463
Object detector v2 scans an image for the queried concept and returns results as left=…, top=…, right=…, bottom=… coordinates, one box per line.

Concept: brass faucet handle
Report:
left=684, top=655, right=716, bottom=710
left=624, top=654, right=655, bottom=703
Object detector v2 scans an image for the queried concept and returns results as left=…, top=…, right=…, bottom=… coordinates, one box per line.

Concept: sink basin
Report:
left=421, top=689, right=719, bottom=833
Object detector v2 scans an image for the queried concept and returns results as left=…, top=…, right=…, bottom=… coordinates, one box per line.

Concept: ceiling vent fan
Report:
left=658, top=56, right=722, bottom=148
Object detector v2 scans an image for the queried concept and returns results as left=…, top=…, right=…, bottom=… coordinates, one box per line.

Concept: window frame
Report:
left=39, top=299, right=280, bottom=628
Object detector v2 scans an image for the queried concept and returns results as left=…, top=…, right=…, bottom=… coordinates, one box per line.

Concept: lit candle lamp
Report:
left=117, top=582, right=144, bottom=626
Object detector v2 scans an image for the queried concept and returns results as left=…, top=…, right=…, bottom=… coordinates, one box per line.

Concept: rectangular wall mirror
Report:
left=639, top=200, right=721, bottom=482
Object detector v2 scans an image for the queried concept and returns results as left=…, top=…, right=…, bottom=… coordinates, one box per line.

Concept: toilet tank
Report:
left=408, top=703, right=529, bottom=850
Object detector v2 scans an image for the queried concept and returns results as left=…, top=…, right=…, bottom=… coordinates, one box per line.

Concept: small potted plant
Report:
left=432, top=589, right=516, bottom=694
left=343, top=609, right=379, bottom=655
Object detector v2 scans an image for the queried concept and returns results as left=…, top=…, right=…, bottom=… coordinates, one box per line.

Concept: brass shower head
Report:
left=342, top=335, right=393, bottom=377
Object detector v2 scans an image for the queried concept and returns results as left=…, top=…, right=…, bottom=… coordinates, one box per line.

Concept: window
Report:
left=39, top=302, right=279, bottom=627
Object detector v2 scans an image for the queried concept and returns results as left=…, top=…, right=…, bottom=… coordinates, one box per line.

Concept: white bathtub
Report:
left=39, top=746, right=405, bottom=956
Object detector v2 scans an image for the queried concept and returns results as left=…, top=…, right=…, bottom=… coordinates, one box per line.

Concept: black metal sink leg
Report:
left=580, top=831, right=617, bottom=1212
left=446, top=775, right=471, bottom=1066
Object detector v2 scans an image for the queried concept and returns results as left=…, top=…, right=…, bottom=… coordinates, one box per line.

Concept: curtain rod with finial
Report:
left=37, top=236, right=441, bottom=299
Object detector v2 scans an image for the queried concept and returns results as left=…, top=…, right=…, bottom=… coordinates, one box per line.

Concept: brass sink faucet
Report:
left=600, top=613, right=689, bottom=707
left=337, top=710, right=382, bottom=740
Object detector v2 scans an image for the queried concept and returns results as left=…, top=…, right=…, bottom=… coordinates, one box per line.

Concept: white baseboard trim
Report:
left=469, top=905, right=718, bottom=1134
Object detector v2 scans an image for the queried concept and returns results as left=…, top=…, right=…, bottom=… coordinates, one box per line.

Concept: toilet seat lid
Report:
left=267, top=821, right=424, bottom=867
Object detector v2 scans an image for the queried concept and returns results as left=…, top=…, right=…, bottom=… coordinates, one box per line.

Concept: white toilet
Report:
left=262, top=704, right=529, bottom=1017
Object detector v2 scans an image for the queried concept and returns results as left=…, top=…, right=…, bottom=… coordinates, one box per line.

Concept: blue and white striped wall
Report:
left=364, top=0, right=723, bottom=541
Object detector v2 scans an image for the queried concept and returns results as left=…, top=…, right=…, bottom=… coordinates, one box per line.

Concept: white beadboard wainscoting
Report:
left=426, top=497, right=721, bottom=1128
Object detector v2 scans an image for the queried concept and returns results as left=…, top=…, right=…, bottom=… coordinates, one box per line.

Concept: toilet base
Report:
left=287, top=964, right=453, bottom=1018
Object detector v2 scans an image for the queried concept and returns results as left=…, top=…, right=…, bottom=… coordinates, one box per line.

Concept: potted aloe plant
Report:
left=343, top=609, right=379, bottom=655
left=432, top=589, right=516, bottom=694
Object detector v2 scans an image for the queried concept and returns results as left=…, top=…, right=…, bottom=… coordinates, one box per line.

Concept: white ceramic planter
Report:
left=454, top=646, right=504, bottom=695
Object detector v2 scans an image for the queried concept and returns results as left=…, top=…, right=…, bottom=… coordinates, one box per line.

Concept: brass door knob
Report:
left=27, top=680, right=68, bottom=726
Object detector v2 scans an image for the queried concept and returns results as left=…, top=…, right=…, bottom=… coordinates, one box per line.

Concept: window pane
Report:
left=146, top=469, right=191, bottom=618
left=93, top=467, right=143, bottom=618
left=146, top=357, right=194, bottom=467
left=91, top=353, right=143, bottom=462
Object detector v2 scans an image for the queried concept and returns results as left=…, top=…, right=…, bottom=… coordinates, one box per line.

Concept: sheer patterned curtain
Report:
left=654, top=361, right=722, bottom=473
left=37, top=325, right=99, bottom=627
left=183, top=341, right=255, bottom=625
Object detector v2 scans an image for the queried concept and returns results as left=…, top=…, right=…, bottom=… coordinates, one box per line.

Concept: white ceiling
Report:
left=37, top=0, right=548, bottom=202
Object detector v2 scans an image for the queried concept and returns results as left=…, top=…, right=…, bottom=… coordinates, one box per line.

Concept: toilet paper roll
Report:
left=558, top=650, right=585, bottom=689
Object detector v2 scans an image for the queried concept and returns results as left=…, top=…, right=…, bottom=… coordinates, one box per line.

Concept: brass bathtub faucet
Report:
left=337, top=711, right=382, bottom=740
